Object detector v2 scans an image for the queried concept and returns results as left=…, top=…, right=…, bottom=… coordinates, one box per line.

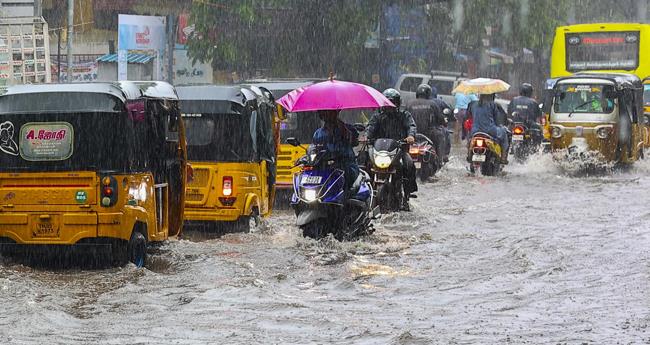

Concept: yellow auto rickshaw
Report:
left=0, top=81, right=187, bottom=266
left=549, top=73, right=645, bottom=165
left=177, top=85, right=279, bottom=231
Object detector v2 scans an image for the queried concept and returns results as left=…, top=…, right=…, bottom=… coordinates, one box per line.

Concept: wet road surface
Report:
left=2, top=149, right=650, bottom=344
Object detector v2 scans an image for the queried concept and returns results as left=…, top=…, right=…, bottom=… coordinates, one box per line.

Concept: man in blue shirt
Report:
left=454, top=91, right=478, bottom=142
left=312, top=110, right=359, bottom=195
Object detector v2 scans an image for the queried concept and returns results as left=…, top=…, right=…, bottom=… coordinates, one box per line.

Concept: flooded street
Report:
left=2, top=149, right=650, bottom=344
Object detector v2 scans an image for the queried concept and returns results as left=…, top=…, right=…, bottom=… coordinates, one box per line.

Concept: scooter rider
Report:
left=405, top=84, right=449, bottom=164
left=312, top=110, right=359, bottom=196
left=469, top=93, right=511, bottom=164
left=508, top=83, right=542, bottom=126
left=367, top=88, right=418, bottom=200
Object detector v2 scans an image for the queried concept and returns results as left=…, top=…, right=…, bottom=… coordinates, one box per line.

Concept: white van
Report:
left=395, top=71, right=509, bottom=112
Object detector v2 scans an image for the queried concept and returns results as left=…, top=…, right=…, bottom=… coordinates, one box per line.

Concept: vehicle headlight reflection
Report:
left=303, top=188, right=318, bottom=202
left=374, top=154, right=392, bottom=169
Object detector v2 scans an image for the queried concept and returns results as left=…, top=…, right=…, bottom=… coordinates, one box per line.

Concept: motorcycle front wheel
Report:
left=301, top=221, right=327, bottom=240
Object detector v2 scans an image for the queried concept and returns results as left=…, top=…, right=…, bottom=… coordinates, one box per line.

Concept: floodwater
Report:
left=2, top=148, right=650, bottom=344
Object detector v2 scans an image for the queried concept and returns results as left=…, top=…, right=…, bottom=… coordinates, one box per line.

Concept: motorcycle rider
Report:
left=430, top=86, right=453, bottom=162
left=312, top=110, right=359, bottom=197
left=468, top=93, right=511, bottom=164
left=405, top=84, right=449, bottom=165
left=507, top=83, right=543, bottom=142
left=367, top=88, right=418, bottom=204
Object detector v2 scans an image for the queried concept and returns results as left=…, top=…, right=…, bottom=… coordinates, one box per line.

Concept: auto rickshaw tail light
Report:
left=100, top=175, right=118, bottom=207
left=223, top=176, right=233, bottom=196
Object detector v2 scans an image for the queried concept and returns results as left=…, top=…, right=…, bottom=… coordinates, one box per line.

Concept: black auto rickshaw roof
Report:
left=243, top=80, right=321, bottom=99
left=176, top=84, right=268, bottom=114
left=1, top=81, right=178, bottom=102
left=556, top=72, right=642, bottom=90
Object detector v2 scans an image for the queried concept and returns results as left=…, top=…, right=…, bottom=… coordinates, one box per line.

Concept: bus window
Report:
left=566, top=32, right=639, bottom=71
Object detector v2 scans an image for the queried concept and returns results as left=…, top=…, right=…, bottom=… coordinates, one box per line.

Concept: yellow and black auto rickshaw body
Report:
left=0, top=81, right=187, bottom=266
left=549, top=73, right=645, bottom=166
left=177, top=85, right=279, bottom=231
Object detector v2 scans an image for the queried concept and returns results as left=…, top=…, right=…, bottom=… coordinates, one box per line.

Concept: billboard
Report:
left=117, top=14, right=166, bottom=81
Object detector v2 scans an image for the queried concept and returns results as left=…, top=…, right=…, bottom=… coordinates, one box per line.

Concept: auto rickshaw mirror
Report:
left=275, top=104, right=287, bottom=120
left=286, top=137, right=300, bottom=146
left=353, top=123, right=366, bottom=132
left=166, top=112, right=179, bottom=142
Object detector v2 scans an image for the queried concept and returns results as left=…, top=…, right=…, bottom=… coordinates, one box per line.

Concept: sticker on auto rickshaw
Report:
left=568, top=85, right=601, bottom=93
left=75, top=190, right=87, bottom=204
left=19, top=122, right=73, bottom=161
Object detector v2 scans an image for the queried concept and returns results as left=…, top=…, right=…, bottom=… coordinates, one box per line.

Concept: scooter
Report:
left=287, top=138, right=378, bottom=241
left=468, top=132, right=503, bottom=176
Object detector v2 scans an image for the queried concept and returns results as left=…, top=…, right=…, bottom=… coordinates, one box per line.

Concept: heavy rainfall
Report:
left=0, top=0, right=649, bottom=344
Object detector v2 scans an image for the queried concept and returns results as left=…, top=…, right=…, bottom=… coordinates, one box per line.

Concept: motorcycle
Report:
left=368, top=138, right=410, bottom=213
left=468, top=132, right=504, bottom=176
left=287, top=138, right=377, bottom=240
left=409, top=133, right=440, bottom=181
left=510, top=112, right=543, bottom=162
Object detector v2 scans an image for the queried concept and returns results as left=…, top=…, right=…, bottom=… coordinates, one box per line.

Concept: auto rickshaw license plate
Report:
left=472, top=154, right=486, bottom=162
left=512, top=135, right=524, bottom=141
left=33, top=219, right=59, bottom=237
left=414, top=162, right=421, bottom=169
left=301, top=176, right=322, bottom=184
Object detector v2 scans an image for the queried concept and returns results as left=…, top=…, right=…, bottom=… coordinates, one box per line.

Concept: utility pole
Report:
left=66, top=0, right=73, bottom=83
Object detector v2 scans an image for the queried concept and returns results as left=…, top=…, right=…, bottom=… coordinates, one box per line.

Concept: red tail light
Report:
left=476, top=139, right=485, bottom=147
left=409, top=145, right=420, bottom=155
left=302, top=166, right=313, bottom=171
left=222, top=176, right=233, bottom=196
left=513, top=126, right=524, bottom=135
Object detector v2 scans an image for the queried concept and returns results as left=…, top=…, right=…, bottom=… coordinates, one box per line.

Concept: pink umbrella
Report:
left=276, top=79, right=395, bottom=112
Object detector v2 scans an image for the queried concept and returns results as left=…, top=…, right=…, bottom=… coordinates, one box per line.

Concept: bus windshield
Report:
left=554, top=84, right=615, bottom=114
left=566, top=31, right=640, bottom=71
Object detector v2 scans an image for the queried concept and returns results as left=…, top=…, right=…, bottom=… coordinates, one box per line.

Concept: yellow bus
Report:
left=550, top=23, right=650, bottom=80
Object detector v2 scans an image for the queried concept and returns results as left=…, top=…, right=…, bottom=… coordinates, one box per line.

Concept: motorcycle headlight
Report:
left=303, top=188, right=318, bottom=202
left=374, top=154, right=392, bottom=169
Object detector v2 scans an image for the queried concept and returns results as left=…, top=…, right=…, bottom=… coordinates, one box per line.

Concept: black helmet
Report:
left=520, top=83, right=533, bottom=97
left=383, top=88, right=401, bottom=108
left=415, top=84, right=432, bottom=99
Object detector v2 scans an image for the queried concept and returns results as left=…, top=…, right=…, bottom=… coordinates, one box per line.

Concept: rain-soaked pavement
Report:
left=2, top=147, right=650, bottom=344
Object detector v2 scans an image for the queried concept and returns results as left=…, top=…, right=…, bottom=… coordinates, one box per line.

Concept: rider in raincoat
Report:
left=469, top=94, right=510, bottom=163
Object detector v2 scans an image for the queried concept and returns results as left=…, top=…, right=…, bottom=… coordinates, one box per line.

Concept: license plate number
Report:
left=512, top=134, right=524, bottom=141
left=34, top=221, right=57, bottom=237
left=472, top=154, right=486, bottom=162
left=301, top=176, right=322, bottom=184
left=414, top=162, right=421, bottom=169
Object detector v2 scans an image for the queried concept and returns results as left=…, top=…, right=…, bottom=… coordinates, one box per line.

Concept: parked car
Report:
left=395, top=71, right=510, bottom=113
